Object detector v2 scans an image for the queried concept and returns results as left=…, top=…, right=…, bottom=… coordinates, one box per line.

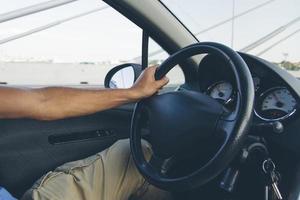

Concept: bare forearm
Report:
left=0, top=66, right=168, bottom=121
left=0, top=87, right=139, bottom=120
left=35, top=87, right=139, bottom=120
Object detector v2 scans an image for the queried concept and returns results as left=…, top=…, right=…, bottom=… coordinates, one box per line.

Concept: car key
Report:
left=262, top=159, right=283, bottom=200
left=264, top=185, right=269, bottom=200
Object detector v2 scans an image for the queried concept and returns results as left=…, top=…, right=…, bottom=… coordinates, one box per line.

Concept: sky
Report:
left=0, top=0, right=299, bottom=63
left=0, top=0, right=143, bottom=63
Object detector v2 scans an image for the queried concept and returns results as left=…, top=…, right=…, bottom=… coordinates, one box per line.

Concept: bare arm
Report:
left=0, top=66, right=169, bottom=120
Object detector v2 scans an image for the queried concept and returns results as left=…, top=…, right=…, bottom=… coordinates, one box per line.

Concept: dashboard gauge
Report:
left=207, top=81, right=234, bottom=104
left=252, top=76, right=260, bottom=91
left=255, top=87, right=297, bottom=121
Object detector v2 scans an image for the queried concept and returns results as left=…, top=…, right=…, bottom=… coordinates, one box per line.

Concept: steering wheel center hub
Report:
left=142, top=90, right=224, bottom=158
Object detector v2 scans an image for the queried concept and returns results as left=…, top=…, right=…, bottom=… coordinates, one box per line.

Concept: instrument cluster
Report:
left=206, top=76, right=298, bottom=122
left=198, top=54, right=298, bottom=122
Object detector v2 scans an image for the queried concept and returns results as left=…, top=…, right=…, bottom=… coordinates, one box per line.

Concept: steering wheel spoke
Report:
left=216, top=118, right=236, bottom=140
left=149, top=155, right=175, bottom=175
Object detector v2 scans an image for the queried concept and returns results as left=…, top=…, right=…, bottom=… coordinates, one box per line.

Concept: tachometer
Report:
left=255, top=87, right=297, bottom=121
left=207, top=81, right=234, bottom=104
left=252, top=76, right=260, bottom=91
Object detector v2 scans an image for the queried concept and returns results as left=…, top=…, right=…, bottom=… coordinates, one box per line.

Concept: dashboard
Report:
left=197, top=53, right=300, bottom=123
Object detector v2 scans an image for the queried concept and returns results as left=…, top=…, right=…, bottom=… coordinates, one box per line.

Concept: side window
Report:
left=0, top=2, right=142, bottom=87
left=148, top=38, right=185, bottom=87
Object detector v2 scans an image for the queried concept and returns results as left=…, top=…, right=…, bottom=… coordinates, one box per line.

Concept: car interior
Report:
left=0, top=0, right=300, bottom=200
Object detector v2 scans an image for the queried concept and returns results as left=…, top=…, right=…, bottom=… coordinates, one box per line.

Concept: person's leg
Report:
left=131, top=184, right=172, bottom=200
left=22, top=139, right=170, bottom=200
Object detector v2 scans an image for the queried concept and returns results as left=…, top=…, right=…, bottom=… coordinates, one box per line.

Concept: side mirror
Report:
left=104, top=63, right=142, bottom=89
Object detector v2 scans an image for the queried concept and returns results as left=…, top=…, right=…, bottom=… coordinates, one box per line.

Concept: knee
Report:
left=107, top=139, right=152, bottom=162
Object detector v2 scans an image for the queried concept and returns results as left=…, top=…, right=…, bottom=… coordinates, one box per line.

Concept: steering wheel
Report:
left=130, top=42, right=255, bottom=191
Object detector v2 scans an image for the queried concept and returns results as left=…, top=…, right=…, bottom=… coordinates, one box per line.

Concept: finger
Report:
left=156, top=76, right=169, bottom=87
left=142, top=66, right=156, bottom=77
left=148, top=65, right=158, bottom=75
left=147, top=65, right=157, bottom=71
left=148, top=64, right=158, bottom=68
left=162, top=76, right=169, bottom=84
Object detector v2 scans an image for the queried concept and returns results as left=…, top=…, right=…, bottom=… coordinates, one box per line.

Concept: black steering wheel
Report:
left=130, top=42, right=255, bottom=191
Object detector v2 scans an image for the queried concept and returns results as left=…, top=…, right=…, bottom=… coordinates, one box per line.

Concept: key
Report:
left=262, top=159, right=283, bottom=200
left=264, top=185, right=269, bottom=200
left=271, top=182, right=283, bottom=200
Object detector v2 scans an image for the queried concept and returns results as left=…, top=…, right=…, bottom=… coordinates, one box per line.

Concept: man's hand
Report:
left=129, top=66, right=169, bottom=99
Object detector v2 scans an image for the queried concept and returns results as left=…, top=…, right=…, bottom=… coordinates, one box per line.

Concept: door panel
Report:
left=0, top=104, right=133, bottom=198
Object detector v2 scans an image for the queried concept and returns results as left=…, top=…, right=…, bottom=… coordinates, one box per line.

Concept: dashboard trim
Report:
left=254, top=108, right=296, bottom=122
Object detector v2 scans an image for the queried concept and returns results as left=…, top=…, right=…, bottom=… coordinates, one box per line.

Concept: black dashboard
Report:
left=196, top=53, right=300, bottom=155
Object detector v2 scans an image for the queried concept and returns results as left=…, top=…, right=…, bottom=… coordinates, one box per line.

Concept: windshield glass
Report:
left=0, top=1, right=142, bottom=87
left=162, top=0, right=300, bottom=77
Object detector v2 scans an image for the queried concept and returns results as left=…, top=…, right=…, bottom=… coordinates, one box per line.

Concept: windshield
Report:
left=0, top=1, right=143, bottom=87
left=162, top=0, right=300, bottom=77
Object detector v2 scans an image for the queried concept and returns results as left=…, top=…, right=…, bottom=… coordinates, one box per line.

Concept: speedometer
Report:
left=255, top=87, right=297, bottom=121
left=207, top=81, right=234, bottom=104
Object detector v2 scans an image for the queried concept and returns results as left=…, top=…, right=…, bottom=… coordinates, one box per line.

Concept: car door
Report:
left=0, top=3, right=143, bottom=198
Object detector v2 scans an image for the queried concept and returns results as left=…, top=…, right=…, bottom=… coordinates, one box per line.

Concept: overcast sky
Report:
left=0, top=0, right=299, bottom=63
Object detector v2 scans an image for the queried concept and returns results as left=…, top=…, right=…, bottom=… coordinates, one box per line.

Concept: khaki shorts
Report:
left=22, top=139, right=170, bottom=200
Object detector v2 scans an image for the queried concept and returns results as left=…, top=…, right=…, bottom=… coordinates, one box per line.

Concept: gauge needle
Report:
left=272, top=93, right=280, bottom=102
left=217, top=85, right=222, bottom=93
left=217, top=85, right=225, bottom=98
left=272, top=93, right=284, bottom=108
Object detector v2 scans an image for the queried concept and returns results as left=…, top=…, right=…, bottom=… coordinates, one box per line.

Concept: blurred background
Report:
left=0, top=0, right=299, bottom=86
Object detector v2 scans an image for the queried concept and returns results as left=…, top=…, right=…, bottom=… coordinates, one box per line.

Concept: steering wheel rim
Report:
left=130, top=42, right=255, bottom=191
